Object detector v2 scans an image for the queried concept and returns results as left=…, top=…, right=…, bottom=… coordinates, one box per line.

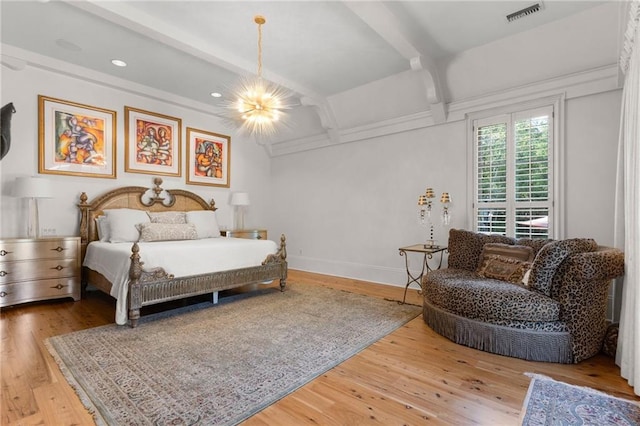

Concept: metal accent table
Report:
left=398, top=244, right=447, bottom=304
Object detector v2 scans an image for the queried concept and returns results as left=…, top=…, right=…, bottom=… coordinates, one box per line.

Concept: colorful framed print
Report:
left=186, top=127, right=230, bottom=188
left=125, top=106, right=182, bottom=177
left=38, top=95, right=116, bottom=178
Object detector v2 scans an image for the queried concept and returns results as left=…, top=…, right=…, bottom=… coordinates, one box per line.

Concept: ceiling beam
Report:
left=343, top=1, right=448, bottom=123
left=63, top=0, right=338, bottom=146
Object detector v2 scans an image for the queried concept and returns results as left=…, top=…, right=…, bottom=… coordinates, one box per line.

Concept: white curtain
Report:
left=615, top=0, right=640, bottom=397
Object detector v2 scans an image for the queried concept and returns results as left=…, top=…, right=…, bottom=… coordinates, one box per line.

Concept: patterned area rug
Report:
left=46, top=283, right=421, bottom=426
left=521, top=373, right=640, bottom=425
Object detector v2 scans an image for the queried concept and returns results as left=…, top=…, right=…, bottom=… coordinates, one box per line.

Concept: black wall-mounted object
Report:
left=0, top=102, right=17, bottom=161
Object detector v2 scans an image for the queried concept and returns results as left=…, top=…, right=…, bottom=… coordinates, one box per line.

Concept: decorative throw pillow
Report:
left=528, top=238, right=598, bottom=296
left=478, top=243, right=534, bottom=264
left=447, top=229, right=514, bottom=271
left=104, top=209, right=150, bottom=243
left=95, top=215, right=110, bottom=242
left=137, top=223, right=198, bottom=242
left=477, top=254, right=532, bottom=284
left=186, top=210, right=221, bottom=238
left=147, top=211, right=187, bottom=224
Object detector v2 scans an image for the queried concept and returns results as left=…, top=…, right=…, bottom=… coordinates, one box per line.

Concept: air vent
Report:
left=506, top=2, right=544, bottom=22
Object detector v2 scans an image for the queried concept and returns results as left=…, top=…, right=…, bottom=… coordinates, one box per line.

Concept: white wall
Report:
left=269, top=120, right=466, bottom=285
left=565, top=90, right=622, bottom=247
left=269, top=86, right=622, bottom=287
left=0, top=50, right=273, bottom=239
left=266, top=1, right=624, bottom=288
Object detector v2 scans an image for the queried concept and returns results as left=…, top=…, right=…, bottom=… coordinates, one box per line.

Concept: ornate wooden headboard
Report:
left=78, top=178, right=217, bottom=260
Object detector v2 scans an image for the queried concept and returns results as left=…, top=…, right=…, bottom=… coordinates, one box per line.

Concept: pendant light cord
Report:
left=255, top=16, right=265, bottom=78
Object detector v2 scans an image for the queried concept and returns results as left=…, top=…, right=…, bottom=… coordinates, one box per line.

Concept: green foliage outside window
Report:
left=476, top=112, right=551, bottom=239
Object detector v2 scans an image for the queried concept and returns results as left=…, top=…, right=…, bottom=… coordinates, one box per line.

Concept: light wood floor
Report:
left=1, top=269, right=638, bottom=425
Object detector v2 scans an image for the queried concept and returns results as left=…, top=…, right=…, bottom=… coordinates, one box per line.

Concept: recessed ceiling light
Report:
left=56, top=39, right=82, bottom=52
left=210, top=92, right=222, bottom=98
left=111, top=59, right=127, bottom=67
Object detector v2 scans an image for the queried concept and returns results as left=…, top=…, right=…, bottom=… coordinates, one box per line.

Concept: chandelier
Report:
left=227, top=15, right=291, bottom=136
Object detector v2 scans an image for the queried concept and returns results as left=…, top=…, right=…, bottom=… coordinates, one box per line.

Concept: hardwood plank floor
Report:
left=1, top=269, right=637, bottom=425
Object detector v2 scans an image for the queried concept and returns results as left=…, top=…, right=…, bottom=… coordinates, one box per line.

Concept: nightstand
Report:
left=221, top=229, right=267, bottom=240
left=0, top=237, right=81, bottom=307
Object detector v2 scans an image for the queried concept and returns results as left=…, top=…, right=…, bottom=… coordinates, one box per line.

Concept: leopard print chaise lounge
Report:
left=422, top=229, right=625, bottom=363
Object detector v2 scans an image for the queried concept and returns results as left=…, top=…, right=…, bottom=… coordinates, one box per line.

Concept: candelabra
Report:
left=440, top=192, right=451, bottom=225
left=417, top=187, right=452, bottom=248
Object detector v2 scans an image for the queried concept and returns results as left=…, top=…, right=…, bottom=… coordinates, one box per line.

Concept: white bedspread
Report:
left=83, top=238, right=278, bottom=325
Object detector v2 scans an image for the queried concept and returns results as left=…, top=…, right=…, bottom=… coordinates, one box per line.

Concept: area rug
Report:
left=46, top=283, right=421, bottom=426
left=521, top=373, right=640, bottom=425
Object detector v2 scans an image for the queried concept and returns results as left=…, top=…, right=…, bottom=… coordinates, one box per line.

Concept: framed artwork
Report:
left=125, top=106, right=182, bottom=177
left=38, top=95, right=116, bottom=178
left=186, top=127, right=231, bottom=188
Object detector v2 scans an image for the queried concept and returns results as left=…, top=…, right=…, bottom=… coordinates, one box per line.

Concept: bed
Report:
left=78, top=178, right=287, bottom=327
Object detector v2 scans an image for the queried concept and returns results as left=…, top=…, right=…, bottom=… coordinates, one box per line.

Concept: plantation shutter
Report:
left=474, top=106, right=553, bottom=238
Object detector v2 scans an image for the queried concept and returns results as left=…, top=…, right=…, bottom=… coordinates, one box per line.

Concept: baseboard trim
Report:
left=288, top=255, right=421, bottom=289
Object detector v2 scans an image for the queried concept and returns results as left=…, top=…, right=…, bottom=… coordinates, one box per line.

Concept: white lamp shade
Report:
left=13, top=177, right=54, bottom=199
left=230, top=192, right=250, bottom=206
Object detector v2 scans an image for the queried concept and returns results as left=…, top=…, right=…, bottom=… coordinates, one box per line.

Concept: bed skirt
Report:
left=422, top=300, right=573, bottom=364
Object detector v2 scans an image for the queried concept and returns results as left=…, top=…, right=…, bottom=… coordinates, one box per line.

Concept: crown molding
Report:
left=1, top=44, right=221, bottom=116
left=270, top=64, right=620, bottom=157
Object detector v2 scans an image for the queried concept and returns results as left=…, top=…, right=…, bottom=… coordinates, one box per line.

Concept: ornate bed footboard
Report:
left=127, top=235, right=287, bottom=327
left=78, top=178, right=288, bottom=327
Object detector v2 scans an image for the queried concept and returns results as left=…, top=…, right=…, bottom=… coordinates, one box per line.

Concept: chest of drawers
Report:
left=0, top=237, right=81, bottom=307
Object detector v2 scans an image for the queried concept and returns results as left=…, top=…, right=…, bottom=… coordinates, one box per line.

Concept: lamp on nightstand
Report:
left=13, top=176, right=53, bottom=238
left=230, top=192, right=250, bottom=230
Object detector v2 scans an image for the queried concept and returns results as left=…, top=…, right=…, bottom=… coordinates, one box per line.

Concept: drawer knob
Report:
left=0, top=291, right=6, bottom=297
left=256, top=235, right=263, bottom=239
left=52, top=265, right=64, bottom=271
left=0, top=250, right=12, bottom=256
left=52, top=246, right=65, bottom=252
left=0, top=271, right=7, bottom=277
left=52, top=283, right=65, bottom=290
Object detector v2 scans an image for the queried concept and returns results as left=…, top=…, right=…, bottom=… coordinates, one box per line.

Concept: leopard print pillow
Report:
left=447, top=229, right=514, bottom=271
left=528, top=238, right=598, bottom=296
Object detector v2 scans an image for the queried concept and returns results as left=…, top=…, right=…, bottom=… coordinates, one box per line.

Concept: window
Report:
left=473, top=105, right=554, bottom=239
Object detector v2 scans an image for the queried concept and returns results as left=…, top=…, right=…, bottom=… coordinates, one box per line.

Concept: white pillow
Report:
left=186, top=210, right=221, bottom=238
left=104, top=209, right=150, bottom=243
left=95, top=216, right=110, bottom=242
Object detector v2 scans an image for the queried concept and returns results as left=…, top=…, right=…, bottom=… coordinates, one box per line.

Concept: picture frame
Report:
left=38, top=95, right=117, bottom=179
left=186, top=127, right=231, bottom=188
left=125, top=106, right=182, bottom=177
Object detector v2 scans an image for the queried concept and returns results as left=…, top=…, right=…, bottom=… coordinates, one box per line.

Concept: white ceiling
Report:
left=0, top=0, right=608, bottom=141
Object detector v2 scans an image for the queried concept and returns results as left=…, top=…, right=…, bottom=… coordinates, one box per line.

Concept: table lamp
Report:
left=230, top=192, right=250, bottom=230
left=13, top=176, right=53, bottom=238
